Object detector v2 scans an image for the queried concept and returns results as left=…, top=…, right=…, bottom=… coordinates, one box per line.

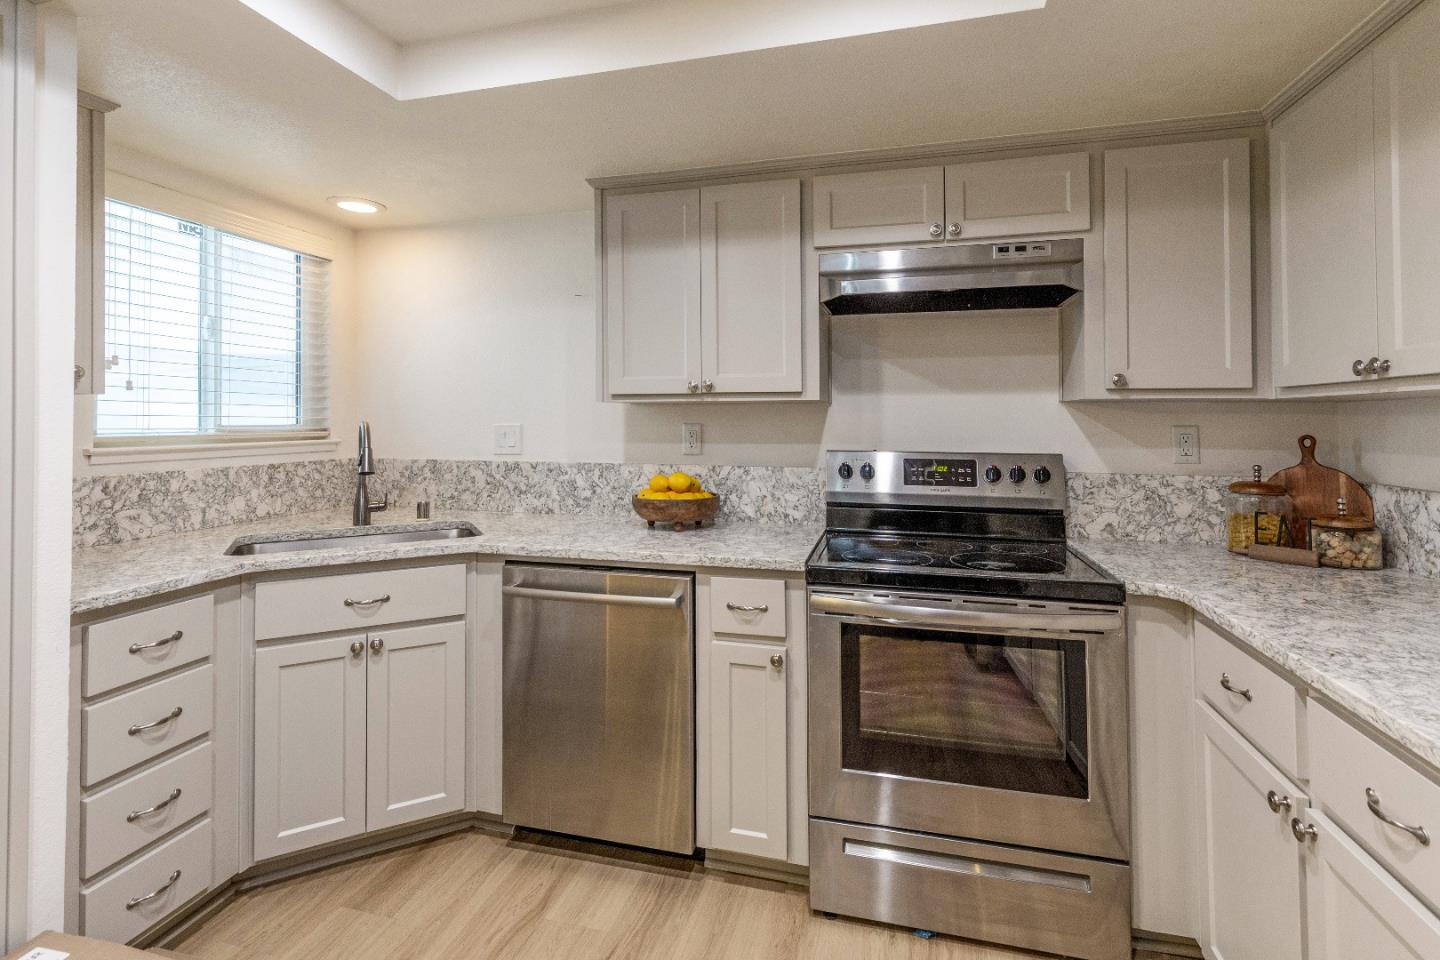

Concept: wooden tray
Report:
left=1267, top=435, right=1373, bottom=541
left=632, top=494, right=721, bottom=531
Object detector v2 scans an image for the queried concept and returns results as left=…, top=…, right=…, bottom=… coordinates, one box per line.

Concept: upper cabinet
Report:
left=1272, top=0, right=1440, bottom=394
left=601, top=178, right=811, bottom=401
left=812, top=153, right=1090, bottom=248
left=1103, top=139, right=1253, bottom=390
left=812, top=166, right=945, bottom=247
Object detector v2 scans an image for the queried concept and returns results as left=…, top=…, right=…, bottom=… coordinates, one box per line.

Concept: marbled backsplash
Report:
left=72, top=459, right=1440, bottom=579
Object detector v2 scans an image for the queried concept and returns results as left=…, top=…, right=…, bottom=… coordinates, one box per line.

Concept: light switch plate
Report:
left=494, top=423, right=523, bottom=456
left=682, top=422, right=703, bottom=456
left=1172, top=425, right=1200, bottom=464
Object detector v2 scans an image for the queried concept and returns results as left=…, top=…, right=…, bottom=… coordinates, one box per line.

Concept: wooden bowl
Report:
left=632, top=494, right=721, bottom=531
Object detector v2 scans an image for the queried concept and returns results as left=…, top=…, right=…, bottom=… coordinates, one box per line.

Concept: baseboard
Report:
left=1132, top=931, right=1204, bottom=959
left=703, top=849, right=809, bottom=887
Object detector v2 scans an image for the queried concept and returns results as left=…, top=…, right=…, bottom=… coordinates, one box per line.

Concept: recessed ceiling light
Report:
left=328, top=196, right=386, bottom=214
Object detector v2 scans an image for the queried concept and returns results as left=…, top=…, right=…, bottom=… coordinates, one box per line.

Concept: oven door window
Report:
left=840, top=622, right=1089, bottom=799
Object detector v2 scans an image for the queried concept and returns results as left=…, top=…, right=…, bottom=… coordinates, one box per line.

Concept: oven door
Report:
left=808, top=589, right=1129, bottom=862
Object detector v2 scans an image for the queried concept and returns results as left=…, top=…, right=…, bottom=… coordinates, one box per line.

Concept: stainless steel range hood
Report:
left=820, top=239, right=1084, bottom=316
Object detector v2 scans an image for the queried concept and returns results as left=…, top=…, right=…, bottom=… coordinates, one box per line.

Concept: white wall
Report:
left=73, top=144, right=362, bottom=477
left=1334, top=396, right=1440, bottom=492
left=355, top=209, right=1336, bottom=476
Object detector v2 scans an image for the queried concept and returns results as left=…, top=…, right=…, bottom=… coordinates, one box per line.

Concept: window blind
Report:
left=96, top=199, right=330, bottom=441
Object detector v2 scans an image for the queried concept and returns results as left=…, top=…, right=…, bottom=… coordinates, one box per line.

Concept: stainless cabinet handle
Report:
left=1366, top=788, right=1430, bottom=845
left=502, top=585, right=684, bottom=609
left=726, top=602, right=769, bottom=614
left=370, top=637, right=384, bottom=654
left=1111, top=373, right=1127, bottom=388
left=128, top=706, right=183, bottom=736
left=1266, top=790, right=1292, bottom=814
left=1219, top=673, right=1252, bottom=702
left=350, top=640, right=365, bottom=658
left=687, top=381, right=700, bottom=394
left=129, top=630, right=183, bottom=655
left=1362, top=357, right=1392, bottom=376
left=125, top=870, right=181, bottom=910
left=702, top=379, right=714, bottom=392
left=929, top=223, right=944, bottom=238
left=1291, top=818, right=1318, bottom=843
left=770, top=653, right=784, bottom=670
left=344, top=594, right=390, bottom=608
left=126, top=788, right=182, bottom=823
left=947, top=222, right=961, bottom=237
left=1353, top=359, right=1367, bottom=377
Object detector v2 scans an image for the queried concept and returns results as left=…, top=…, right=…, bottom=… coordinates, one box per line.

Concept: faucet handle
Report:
left=368, top=495, right=387, bottom=513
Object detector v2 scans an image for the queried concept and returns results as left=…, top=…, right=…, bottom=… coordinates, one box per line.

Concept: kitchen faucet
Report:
left=353, top=420, right=387, bottom=526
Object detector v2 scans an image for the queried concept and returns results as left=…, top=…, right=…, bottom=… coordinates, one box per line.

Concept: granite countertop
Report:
left=1075, top=541, right=1440, bottom=773
left=71, top=509, right=824, bottom=615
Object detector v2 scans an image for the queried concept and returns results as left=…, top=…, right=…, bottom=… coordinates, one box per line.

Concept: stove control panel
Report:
left=826, top=450, right=1067, bottom=510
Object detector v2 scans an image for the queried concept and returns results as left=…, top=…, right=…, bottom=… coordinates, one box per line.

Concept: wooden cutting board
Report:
left=1267, top=435, right=1373, bottom=528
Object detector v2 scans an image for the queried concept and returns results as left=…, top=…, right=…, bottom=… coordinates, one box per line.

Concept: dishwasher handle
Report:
left=502, top=584, right=684, bottom=609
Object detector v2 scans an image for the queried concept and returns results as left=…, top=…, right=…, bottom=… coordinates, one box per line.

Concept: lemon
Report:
left=649, top=474, right=668, bottom=492
left=667, top=472, right=692, bottom=493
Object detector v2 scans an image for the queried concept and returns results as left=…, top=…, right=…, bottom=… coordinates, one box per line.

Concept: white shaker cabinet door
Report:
left=707, top=639, right=788, bottom=861
left=365, top=620, right=466, bottom=831
left=700, top=179, right=803, bottom=394
left=944, top=152, right=1090, bottom=240
left=1195, top=703, right=1307, bottom=960
left=253, top=634, right=368, bottom=861
left=1373, top=0, right=1440, bottom=381
left=1303, top=812, right=1440, bottom=960
left=603, top=188, right=702, bottom=396
left=1103, top=139, right=1253, bottom=390
left=1271, top=52, right=1379, bottom=388
left=811, top=166, right=945, bottom=248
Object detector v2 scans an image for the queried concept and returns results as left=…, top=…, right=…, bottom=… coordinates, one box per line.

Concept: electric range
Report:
left=805, top=451, right=1131, bottom=960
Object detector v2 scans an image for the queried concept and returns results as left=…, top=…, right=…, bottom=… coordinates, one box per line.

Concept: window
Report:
left=96, top=199, right=329, bottom=442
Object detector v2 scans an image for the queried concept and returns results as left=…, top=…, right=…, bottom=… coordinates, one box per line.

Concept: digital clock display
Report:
left=903, top=458, right=978, bottom=487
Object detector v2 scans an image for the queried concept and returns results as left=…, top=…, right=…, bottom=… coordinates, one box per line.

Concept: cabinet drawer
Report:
left=709, top=576, right=786, bottom=638
left=1309, top=702, right=1440, bottom=910
left=81, top=742, right=213, bottom=879
left=1193, top=617, right=1302, bottom=778
left=81, top=817, right=212, bottom=944
left=253, top=562, right=466, bottom=640
left=84, top=594, right=214, bottom=697
left=82, top=666, right=213, bottom=786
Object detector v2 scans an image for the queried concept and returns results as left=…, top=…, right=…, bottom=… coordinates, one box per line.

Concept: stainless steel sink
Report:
left=225, top=524, right=480, bottom=556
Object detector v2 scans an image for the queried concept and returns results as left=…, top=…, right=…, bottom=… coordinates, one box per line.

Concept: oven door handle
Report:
left=808, top=593, right=1123, bottom=634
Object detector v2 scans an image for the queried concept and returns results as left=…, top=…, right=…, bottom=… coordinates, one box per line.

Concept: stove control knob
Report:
left=1008, top=465, right=1028, bottom=484
left=1033, top=465, right=1052, bottom=485
left=984, top=465, right=1003, bottom=484
left=859, top=462, right=875, bottom=482
left=837, top=462, right=853, bottom=481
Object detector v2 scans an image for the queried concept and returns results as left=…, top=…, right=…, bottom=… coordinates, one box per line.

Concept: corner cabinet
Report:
left=600, top=178, right=814, bottom=401
left=1272, top=0, right=1440, bottom=395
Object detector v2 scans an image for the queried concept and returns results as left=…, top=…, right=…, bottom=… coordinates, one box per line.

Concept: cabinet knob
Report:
left=929, top=223, right=944, bottom=238
left=1110, top=373, right=1128, bottom=388
left=350, top=640, right=364, bottom=658
left=770, top=653, right=784, bottom=670
left=1352, top=359, right=1366, bottom=377
left=947, top=222, right=961, bottom=237
left=687, top=381, right=699, bottom=393
left=702, top=379, right=714, bottom=393
left=1290, top=818, right=1318, bottom=843
left=370, top=637, right=384, bottom=654
left=1266, top=790, right=1292, bottom=815
left=74, top=363, right=86, bottom=384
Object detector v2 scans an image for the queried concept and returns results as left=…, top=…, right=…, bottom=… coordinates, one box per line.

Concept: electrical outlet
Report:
left=682, top=422, right=703, bottom=456
left=493, top=423, right=523, bottom=456
left=1172, top=425, right=1200, bottom=464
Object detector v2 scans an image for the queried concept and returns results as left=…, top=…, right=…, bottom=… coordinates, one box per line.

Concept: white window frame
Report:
left=84, top=173, right=340, bottom=464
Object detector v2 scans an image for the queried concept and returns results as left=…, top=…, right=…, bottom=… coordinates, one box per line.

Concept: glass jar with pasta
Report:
left=1225, top=466, right=1295, bottom=554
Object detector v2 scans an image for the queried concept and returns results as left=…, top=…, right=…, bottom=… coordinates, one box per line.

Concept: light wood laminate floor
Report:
left=170, top=829, right=1057, bottom=960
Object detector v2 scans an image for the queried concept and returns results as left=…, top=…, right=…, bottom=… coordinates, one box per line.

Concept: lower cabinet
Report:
left=1194, top=702, right=1308, bottom=960
left=1302, top=811, right=1440, bottom=960
left=253, top=619, right=465, bottom=861
left=707, top=638, right=788, bottom=860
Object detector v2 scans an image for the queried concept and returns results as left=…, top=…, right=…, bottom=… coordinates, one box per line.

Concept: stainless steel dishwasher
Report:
left=502, top=563, right=694, bottom=854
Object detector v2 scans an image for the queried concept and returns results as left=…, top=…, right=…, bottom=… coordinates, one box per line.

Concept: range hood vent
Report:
left=820, top=239, right=1084, bottom=316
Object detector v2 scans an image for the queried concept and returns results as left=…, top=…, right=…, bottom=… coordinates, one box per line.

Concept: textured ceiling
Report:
left=76, top=0, right=1383, bottom=228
